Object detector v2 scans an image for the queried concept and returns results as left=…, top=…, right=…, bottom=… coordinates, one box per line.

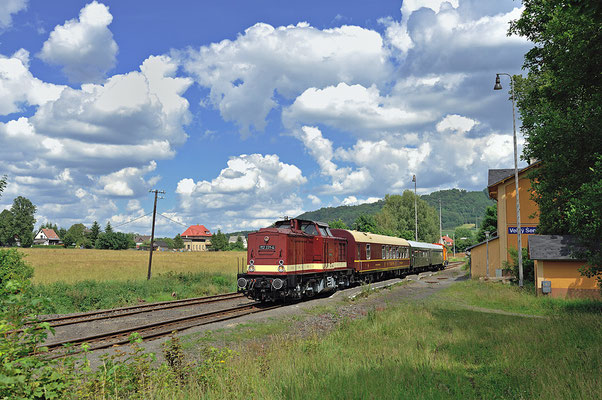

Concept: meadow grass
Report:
left=18, top=248, right=246, bottom=284
left=31, top=271, right=237, bottom=314
left=183, top=280, right=602, bottom=400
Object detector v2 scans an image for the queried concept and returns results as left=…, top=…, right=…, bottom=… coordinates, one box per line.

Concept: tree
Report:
left=39, top=222, right=59, bottom=232
left=104, top=221, right=113, bottom=234
left=10, top=197, right=36, bottom=248
left=453, top=227, right=475, bottom=253
left=89, top=221, right=101, bottom=244
left=328, top=219, right=348, bottom=229
left=95, top=231, right=134, bottom=250
left=510, top=1, right=601, bottom=277
left=173, top=234, right=184, bottom=249
left=352, top=214, right=379, bottom=234
left=0, top=210, right=15, bottom=246
left=476, top=204, right=498, bottom=243
left=374, top=191, right=439, bottom=242
left=62, top=223, right=87, bottom=248
left=211, top=230, right=228, bottom=251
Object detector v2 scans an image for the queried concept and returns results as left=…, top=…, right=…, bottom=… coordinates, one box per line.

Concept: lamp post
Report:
left=485, top=231, right=490, bottom=277
left=494, top=73, right=523, bottom=287
left=412, top=174, right=417, bottom=241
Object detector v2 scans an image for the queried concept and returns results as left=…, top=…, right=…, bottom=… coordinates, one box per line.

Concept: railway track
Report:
left=44, top=303, right=280, bottom=359
left=38, top=292, right=245, bottom=328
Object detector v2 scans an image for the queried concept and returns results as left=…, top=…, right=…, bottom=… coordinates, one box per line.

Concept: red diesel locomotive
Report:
left=237, top=218, right=446, bottom=301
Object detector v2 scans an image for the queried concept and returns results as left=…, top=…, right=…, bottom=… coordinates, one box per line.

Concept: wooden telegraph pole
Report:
left=147, top=189, right=165, bottom=280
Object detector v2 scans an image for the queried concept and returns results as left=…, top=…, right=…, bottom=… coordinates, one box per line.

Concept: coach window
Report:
left=366, top=244, right=371, bottom=260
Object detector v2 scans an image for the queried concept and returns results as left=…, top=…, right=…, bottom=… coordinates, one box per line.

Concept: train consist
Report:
left=237, top=218, right=447, bottom=301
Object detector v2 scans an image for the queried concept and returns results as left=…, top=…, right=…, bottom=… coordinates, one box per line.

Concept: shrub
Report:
left=503, top=246, right=535, bottom=283
left=0, top=248, right=33, bottom=289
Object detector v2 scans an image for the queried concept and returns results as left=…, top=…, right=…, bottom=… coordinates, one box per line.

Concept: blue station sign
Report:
left=508, top=226, right=537, bottom=234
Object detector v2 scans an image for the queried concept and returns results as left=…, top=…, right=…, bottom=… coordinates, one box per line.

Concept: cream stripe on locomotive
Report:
left=249, top=262, right=347, bottom=273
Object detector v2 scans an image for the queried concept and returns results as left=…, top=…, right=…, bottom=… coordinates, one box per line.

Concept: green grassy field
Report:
left=17, top=248, right=246, bottom=313
left=169, top=280, right=601, bottom=400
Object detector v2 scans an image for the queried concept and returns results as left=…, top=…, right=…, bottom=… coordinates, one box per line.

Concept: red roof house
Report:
left=34, top=228, right=61, bottom=245
left=442, top=235, right=454, bottom=246
left=182, top=225, right=212, bottom=238
left=182, top=225, right=212, bottom=251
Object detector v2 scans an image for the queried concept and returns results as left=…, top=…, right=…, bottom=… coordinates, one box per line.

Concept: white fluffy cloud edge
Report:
left=0, top=0, right=530, bottom=234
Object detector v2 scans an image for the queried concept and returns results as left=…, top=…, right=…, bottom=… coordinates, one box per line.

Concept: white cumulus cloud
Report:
left=178, top=22, right=391, bottom=134
left=38, top=1, right=118, bottom=83
left=0, top=0, right=28, bottom=29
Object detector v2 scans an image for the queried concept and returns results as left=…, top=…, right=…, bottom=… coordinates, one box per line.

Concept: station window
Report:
left=366, top=244, right=371, bottom=260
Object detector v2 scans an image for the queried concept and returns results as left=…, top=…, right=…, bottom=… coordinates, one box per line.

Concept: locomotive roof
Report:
left=407, top=241, right=443, bottom=250
left=346, top=230, right=410, bottom=246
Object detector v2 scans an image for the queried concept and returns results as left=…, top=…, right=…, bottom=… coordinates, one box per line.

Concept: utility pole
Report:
left=412, top=174, right=417, bottom=241
left=147, top=189, right=165, bottom=280
left=439, top=198, right=442, bottom=244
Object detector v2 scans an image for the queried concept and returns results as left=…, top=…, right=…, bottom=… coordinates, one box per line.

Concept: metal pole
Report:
left=413, top=175, right=417, bottom=241
left=485, top=231, right=490, bottom=277
left=495, top=73, right=523, bottom=287
left=453, top=232, right=455, bottom=257
left=439, top=198, right=442, bottom=244
left=147, top=189, right=165, bottom=280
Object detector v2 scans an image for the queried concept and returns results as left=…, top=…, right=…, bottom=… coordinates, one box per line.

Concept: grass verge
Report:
left=31, top=271, right=236, bottom=313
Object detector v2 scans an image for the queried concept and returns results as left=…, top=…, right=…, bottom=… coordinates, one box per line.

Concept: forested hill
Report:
left=296, top=189, right=494, bottom=229
left=421, top=189, right=495, bottom=229
left=296, top=200, right=385, bottom=228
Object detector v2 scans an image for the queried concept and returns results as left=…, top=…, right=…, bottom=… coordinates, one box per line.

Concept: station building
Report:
left=468, top=161, right=600, bottom=298
left=468, top=162, right=540, bottom=278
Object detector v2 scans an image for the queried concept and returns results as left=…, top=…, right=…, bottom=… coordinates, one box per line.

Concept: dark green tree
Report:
left=39, top=222, right=59, bottom=232
left=89, top=221, right=101, bottom=244
left=173, top=233, right=185, bottom=249
left=476, top=204, right=498, bottom=243
left=510, top=1, right=601, bottom=276
left=211, top=230, right=228, bottom=251
left=104, top=221, right=113, bottom=234
left=374, top=191, right=439, bottom=242
left=95, top=231, right=134, bottom=250
left=62, top=223, right=87, bottom=247
left=0, top=210, right=15, bottom=246
left=327, top=218, right=348, bottom=229
left=453, top=227, right=475, bottom=253
left=10, top=197, right=36, bottom=248
left=352, top=214, right=379, bottom=234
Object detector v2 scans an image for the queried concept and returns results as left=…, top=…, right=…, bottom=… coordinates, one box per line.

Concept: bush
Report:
left=0, top=248, right=33, bottom=289
left=503, top=246, right=535, bottom=283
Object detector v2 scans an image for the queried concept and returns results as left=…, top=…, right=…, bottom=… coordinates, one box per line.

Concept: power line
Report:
left=112, top=212, right=153, bottom=228
left=158, top=213, right=188, bottom=227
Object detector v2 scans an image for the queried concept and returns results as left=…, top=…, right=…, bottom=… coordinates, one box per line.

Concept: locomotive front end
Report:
left=237, top=225, right=291, bottom=301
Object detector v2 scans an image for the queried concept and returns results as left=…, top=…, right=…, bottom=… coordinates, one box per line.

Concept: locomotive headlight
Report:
left=278, top=265, right=285, bottom=273
left=248, top=265, right=255, bottom=272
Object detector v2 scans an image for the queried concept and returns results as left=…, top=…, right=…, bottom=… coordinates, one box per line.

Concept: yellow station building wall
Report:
left=470, top=237, right=500, bottom=278
left=535, top=260, right=600, bottom=299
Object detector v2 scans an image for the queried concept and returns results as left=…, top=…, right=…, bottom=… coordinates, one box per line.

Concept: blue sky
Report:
left=0, top=0, right=531, bottom=236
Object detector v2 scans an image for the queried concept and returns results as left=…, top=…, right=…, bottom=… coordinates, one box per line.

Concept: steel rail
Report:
left=36, top=292, right=245, bottom=328
left=44, top=303, right=280, bottom=359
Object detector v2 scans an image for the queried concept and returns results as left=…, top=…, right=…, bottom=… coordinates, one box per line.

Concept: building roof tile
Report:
left=182, top=225, right=212, bottom=237
left=41, top=228, right=60, bottom=240
left=528, top=235, right=587, bottom=261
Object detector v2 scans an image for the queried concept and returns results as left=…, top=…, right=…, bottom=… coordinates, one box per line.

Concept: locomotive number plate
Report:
left=259, top=245, right=275, bottom=250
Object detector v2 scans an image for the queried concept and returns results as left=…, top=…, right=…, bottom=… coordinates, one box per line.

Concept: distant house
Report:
left=182, top=225, right=212, bottom=251
left=228, top=235, right=247, bottom=249
left=134, top=235, right=151, bottom=249
left=153, top=240, right=170, bottom=251
left=442, top=235, right=454, bottom=246
left=34, top=229, right=61, bottom=246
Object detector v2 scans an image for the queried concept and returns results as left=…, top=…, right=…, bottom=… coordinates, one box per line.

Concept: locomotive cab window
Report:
left=318, top=226, right=328, bottom=236
left=301, top=223, right=318, bottom=235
